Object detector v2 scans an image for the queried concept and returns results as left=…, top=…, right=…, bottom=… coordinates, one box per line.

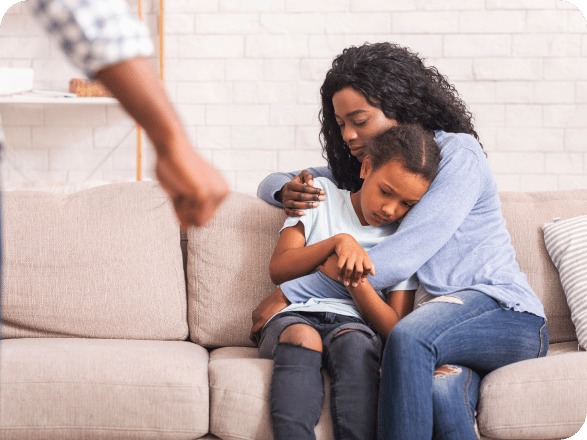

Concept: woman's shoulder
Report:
left=434, top=130, right=484, bottom=161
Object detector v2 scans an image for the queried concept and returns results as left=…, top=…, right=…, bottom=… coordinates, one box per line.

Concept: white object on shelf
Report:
left=15, top=90, right=78, bottom=98
left=0, top=96, right=118, bottom=104
left=0, top=68, right=33, bottom=95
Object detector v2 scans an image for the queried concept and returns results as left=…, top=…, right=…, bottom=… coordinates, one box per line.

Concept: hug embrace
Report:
left=252, top=42, right=549, bottom=440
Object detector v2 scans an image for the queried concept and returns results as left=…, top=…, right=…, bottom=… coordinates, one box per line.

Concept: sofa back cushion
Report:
left=187, top=189, right=584, bottom=347
left=499, top=189, right=587, bottom=344
left=187, top=191, right=285, bottom=347
left=2, top=181, right=188, bottom=340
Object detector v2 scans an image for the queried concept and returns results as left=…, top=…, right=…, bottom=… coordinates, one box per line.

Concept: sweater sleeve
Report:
left=256, top=166, right=335, bottom=207
left=367, top=139, right=483, bottom=290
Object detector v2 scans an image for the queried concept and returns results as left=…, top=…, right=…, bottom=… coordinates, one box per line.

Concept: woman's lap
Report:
left=378, top=290, right=548, bottom=440
left=387, top=290, right=548, bottom=372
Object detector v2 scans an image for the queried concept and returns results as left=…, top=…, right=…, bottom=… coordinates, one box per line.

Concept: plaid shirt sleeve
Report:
left=28, top=0, right=154, bottom=78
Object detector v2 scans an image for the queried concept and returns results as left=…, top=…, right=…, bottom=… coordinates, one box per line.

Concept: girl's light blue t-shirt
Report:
left=276, top=177, right=418, bottom=320
left=257, top=131, right=546, bottom=319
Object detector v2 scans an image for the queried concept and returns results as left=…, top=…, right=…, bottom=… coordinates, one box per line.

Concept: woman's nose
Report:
left=342, top=125, right=357, bottom=143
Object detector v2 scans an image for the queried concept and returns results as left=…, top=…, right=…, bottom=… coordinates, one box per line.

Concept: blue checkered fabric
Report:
left=28, top=0, right=154, bottom=78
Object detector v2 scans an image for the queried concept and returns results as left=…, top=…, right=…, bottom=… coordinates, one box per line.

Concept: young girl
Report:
left=252, top=123, right=440, bottom=440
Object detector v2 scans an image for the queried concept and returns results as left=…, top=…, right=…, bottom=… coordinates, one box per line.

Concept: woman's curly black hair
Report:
left=319, top=42, right=481, bottom=192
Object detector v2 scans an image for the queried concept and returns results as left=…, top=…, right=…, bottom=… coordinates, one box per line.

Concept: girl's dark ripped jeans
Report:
left=378, top=290, right=549, bottom=440
left=258, top=311, right=382, bottom=440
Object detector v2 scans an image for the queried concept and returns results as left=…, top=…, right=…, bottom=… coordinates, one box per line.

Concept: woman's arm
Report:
left=347, top=281, right=415, bottom=338
left=270, top=222, right=375, bottom=285
left=257, top=167, right=334, bottom=215
left=318, top=136, right=482, bottom=290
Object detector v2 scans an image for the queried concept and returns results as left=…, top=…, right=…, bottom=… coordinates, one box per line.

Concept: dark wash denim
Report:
left=259, top=311, right=382, bottom=440
left=378, top=290, right=549, bottom=440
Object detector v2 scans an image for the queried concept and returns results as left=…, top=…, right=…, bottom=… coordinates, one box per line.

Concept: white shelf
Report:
left=0, top=96, right=119, bottom=104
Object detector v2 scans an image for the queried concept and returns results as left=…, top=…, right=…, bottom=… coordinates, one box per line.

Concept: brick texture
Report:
left=0, top=0, right=585, bottom=192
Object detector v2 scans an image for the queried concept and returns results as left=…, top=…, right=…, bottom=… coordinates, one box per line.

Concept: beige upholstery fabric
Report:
left=2, top=182, right=188, bottom=340
left=187, top=191, right=286, bottom=347
left=478, top=352, right=587, bottom=440
left=208, top=347, right=334, bottom=440
left=0, top=338, right=210, bottom=439
left=498, top=190, right=587, bottom=343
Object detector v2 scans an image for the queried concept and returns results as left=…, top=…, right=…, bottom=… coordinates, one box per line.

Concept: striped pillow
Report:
left=542, top=215, right=587, bottom=350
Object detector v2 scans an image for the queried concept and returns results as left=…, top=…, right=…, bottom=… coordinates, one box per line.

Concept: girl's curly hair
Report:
left=319, top=42, right=481, bottom=192
left=367, top=123, right=440, bottom=184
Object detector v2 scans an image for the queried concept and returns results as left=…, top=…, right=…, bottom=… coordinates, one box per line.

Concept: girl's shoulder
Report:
left=314, top=176, right=343, bottom=195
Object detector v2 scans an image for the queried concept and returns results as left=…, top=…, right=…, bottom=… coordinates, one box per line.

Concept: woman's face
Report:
left=332, top=86, right=399, bottom=162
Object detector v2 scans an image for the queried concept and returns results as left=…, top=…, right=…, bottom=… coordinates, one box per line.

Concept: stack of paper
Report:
left=13, top=90, right=77, bottom=98
left=0, top=68, right=34, bottom=95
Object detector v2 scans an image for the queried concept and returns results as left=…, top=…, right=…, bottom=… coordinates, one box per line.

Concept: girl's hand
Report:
left=331, top=234, right=375, bottom=287
left=277, top=170, right=326, bottom=217
left=250, top=288, right=291, bottom=346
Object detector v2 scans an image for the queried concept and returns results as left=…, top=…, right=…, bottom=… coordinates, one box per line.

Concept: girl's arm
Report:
left=270, top=222, right=375, bottom=285
left=347, top=281, right=415, bottom=338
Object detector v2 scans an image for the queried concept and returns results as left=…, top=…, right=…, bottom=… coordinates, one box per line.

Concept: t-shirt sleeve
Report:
left=385, top=274, right=419, bottom=293
left=367, top=136, right=483, bottom=291
left=256, top=166, right=335, bottom=207
left=279, top=179, right=328, bottom=241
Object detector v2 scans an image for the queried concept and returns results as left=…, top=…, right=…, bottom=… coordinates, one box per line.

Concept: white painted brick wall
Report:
left=0, top=0, right=585, bottom=193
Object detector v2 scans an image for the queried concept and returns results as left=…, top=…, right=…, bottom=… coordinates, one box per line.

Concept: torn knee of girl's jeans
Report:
left=434, top=365, right=462, bottom=379
left=418, top=295, right=464, bottom=308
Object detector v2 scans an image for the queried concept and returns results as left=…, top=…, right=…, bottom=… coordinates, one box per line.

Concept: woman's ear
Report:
left=360, top=156, right=373, bottom=180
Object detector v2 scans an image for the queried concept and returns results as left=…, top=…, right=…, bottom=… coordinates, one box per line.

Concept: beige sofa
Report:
left=0, top=181, right=585, bottom=440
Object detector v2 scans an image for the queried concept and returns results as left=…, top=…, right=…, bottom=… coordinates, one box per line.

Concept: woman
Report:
left=256, top=42, right=548, bottom=440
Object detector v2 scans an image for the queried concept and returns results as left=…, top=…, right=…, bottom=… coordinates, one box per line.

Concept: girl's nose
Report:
left=382, top=203, right=396, bottom=218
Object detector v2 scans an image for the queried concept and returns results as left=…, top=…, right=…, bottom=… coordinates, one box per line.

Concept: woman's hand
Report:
left=277, top=170, right=326, bottom=217
left=319, top=234, right=375, bottom=287
left=250, top=288, right=291, bottom=346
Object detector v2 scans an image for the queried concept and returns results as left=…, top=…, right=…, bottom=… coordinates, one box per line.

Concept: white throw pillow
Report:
left=542, top=215, right=587, bottom=350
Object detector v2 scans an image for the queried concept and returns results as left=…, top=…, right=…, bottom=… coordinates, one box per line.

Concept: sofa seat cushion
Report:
left=208, top=347, right=334, bottom=440
left=477, top=351, right=587, bottom=440
left=0, top=338, right=209, bottom=439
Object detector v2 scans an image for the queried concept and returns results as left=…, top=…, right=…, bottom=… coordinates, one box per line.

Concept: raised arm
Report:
left=29, top=0, right=229, bottom=228
left=97, top=59, right=229, bottom=227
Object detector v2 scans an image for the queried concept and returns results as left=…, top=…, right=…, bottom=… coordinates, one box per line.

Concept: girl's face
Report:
left=332, top=86, right=399, bottom=162
left=357, top=157, right=430, bottom=227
